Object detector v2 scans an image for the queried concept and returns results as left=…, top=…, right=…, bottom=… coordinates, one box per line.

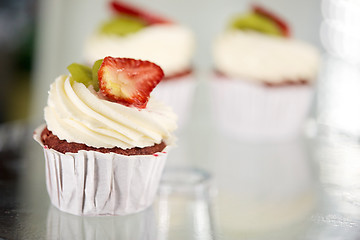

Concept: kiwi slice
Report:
left=91, top=59, right=103, bottom=91
left=99, top=16, right=145, bottom=36
left=230, top=13, right=282, bottom=36
left=67, top=63, right=93, bottom=87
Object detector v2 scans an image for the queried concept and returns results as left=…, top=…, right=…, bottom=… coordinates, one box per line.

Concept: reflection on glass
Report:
left=155, top=167, right=215, bottom=240
left=314, top=137, right=360, bottom=217
left=315, top=57, right=360, bottom=136
left=321, top=0, right=360, bottom=64
left=209, top=137, right=317, bottom=238
left=46, top=205, right=156, bottom=240
left=315, top=0, right=360, bottom=137
left=303, top=136, right=360, bottom=239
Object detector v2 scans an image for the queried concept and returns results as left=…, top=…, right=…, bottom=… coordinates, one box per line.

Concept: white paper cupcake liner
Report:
left=211, top=75, right=313, bottom=141
left=151, top=74, right=196, bottom=129
left=33, top=125, right=169, bottom=216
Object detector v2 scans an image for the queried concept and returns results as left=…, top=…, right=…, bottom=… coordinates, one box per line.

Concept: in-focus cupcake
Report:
left=33, top=57, right=177, bottom=216
left=212, top=5, right=320, bottom=141
left=84, top=1, right=196, bottom=128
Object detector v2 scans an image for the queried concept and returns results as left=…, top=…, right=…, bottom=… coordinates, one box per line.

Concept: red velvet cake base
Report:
left=41, top=127, right=166, bottom=155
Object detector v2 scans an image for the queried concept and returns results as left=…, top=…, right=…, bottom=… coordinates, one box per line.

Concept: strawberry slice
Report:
left=252, top=5, right=290, bottom=37
left=98, top=57, right=164, bottom=109
left=110, top=1, right=171, bottom=25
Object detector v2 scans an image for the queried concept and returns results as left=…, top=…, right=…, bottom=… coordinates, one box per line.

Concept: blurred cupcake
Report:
left=84, top=1, right=196, bottom=128
left=211, top=5, right=320, bottom=140
left=33, top=57, right=177, bottom=216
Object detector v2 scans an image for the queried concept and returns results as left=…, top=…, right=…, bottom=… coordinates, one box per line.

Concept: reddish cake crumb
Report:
left=41, top=127, right=166, bottom=155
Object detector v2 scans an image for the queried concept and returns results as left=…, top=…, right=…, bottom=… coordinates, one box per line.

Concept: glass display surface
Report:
left=1, top=76, right=360, bottom=239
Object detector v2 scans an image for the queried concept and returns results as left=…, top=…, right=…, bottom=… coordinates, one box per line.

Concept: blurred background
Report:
left=6, top=0, right=360, bottom=139
left=5, top=0, right=360, bottom=133
left=0, top=0, right=323, bottom=126
left=0, top=0, right=36, bottom=123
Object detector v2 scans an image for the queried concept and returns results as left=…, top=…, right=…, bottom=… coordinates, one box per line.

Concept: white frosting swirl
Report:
left=213, top=31, right=320, bottom=84
left=84, top=24, right=195, bottom=77
left=44, top=75, right=177, bottom=149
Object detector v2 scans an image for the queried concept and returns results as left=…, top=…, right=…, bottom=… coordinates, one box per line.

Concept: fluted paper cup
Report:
left=211, top=75, right=313, bottom=141
left=33, top=125, right=169, bottom=216
left=151, top=74, right=196, bottom=129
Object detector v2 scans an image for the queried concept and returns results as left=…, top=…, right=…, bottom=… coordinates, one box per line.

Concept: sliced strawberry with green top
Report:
left=252, top=5, right=290, bottom=37
left=98, top=57, right=164, bottom=109
left=110, top=1, right=171, bottom=25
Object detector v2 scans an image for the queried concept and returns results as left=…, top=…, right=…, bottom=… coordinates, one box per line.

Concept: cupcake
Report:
left=211, top=5, right=320, bottom=140
left=84, top=1, right=196, bottom=128
left=33, top=57, right=177, bottom=216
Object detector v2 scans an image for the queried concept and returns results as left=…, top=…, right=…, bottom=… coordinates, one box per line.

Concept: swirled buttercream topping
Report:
left=44, top=75, right=177, bottom=149
left=213, top=31, right=320, bottom=84
left=84, top=24, right=195, bottom=77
